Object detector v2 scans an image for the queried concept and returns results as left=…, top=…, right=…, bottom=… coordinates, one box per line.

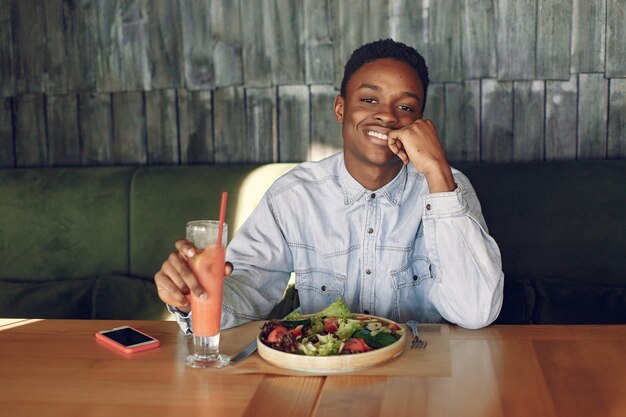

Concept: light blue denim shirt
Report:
left=173, top=152, right=504, bottom=331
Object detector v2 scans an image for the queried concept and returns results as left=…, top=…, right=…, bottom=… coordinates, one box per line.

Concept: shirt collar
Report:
left=338, top=154, right=407, bottom=206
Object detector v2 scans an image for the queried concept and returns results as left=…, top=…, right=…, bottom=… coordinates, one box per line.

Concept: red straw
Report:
left=216, top=191, right=228, bottom=248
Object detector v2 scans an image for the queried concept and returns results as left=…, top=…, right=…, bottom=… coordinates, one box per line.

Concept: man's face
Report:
left=334, top=58, right=425, bottom=170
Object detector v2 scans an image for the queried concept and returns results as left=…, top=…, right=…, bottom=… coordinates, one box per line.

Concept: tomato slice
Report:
left=323, top=318, right=339, bottom=333
left=267, top=325, right=289, bottom=343
left=388, top=323, right=401, bottom=331
left=289, top=326, right=303, bottom=338
left=342, top=338, right=371, bottom=353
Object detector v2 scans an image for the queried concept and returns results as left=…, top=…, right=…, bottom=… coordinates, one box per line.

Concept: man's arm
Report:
left=388, top=119, right=503, bottom=328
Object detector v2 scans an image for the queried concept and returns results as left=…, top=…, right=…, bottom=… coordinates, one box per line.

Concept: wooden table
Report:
left=1, top=319, right=625, bottom=417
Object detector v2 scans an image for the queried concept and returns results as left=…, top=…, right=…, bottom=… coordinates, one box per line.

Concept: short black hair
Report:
left=340, top=39, right=430, bottom=111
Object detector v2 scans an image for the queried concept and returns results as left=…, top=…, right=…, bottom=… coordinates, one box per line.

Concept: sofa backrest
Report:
left=128, top=163, right=298, bottom=279
left=0, top=167, right=135, bottom=282
left=456, top=160, right=626, bottom=285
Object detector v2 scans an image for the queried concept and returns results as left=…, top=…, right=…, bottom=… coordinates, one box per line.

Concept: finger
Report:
left=154, top=270, right=190, bottom=307
left=175, top=239, right=197, bottom=259
left=389, top=138, right=410, bottom=164
left=166, top=252, right=207, bottom=300
left=225, top=261, right=234, bottom=276
left=161, top=253, right=191, bottom=295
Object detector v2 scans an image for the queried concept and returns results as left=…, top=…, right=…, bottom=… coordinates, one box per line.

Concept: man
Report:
left=155, top=39, right=503, bottom=331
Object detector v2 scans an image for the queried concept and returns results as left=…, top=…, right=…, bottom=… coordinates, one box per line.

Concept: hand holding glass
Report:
left=185, top=220, right=230, bottom=368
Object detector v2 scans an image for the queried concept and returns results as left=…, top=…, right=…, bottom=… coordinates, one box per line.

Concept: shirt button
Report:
left=367, top=227, right=373, bottom=234
left=321, top=285, right=326, bottom=291
left=413, top=275, right=418, bottom=281
left=370, top=193, right=376, bottom=199
left=365, top=269, right=371, bottom=275
left=426, top=203, right=431, bottom=210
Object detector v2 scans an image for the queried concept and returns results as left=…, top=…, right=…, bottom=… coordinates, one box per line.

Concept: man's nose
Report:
left=373, top=105, right=398, bottom=124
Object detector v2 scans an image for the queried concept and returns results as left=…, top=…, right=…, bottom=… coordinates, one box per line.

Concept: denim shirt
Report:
left=173, top=152, right=504, bottom=332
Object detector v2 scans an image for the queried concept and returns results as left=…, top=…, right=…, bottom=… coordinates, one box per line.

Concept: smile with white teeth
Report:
left=366, top=130, right=388, bottom=140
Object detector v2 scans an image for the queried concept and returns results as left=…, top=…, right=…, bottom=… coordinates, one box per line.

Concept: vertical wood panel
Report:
left=180, top=0, right=214, bottom=90
left=278, top=85, right=310, bottom=162
left=96, top=0, right=152, bottom=92
left=608, top=79, right=626, bottom=158
left=112, top=92, right=146, bottom=164
left=481, top=80, right=514, bottom=162
left=304, top=0, right=334, bottom=84
left=245, top=87, right=277, bottom=163
left=178, top=89, right=213, bottom=164
left=310, top=85, right=341, bottom=161
left=241, top=0, right=271, bottom=87
left=0, top=97, right=13, bottom=167
left=536, top=0, right=572, bottom=80
left=64, top=0, right=98, bottom=92
left=333, top=0, right=391, bottom=85
left=461, top=0, right=497, bottom=79
left=513, top=81, right=545, bottom=161
left=14, top=0, right=46, bottom=93
left=269, top=0, right=305, bottom=85
left=495, top=0, right=537, bottom=80
left=211, top=0, right=244, bottom=87
left=571, top=0, right=605, bottom=73
left=545, top=76, right=577, bottom=160
left=429, top=0, right=463, bottom=83
left=96, top=0, right=151, bottom=92
left=43, top=0, right=67, bottom=94
left=444, top=81, right=481, bottom=163
left=606, top=0, right=626, bottom=77
left=0, top=0, right=15, bottom=97
left=390, top=0, right=430, bottom=63
left=214, top=87, right=246, bottom=163
left=148, top=0, right=183, bottom=89
left=424, top=83, right=445, bottom=141
left=78, top=92, right=113, bottom=165
left=578, top=74, right=608, bottom=159
left=365, top=0, right=391, bottom=43
left=146, top=89, right=179, bottom=164
left=47, top=94, right=80, bottom=166
left=14, top=93, right=47, bottom=167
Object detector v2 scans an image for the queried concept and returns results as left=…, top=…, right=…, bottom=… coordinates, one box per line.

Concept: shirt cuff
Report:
left=423, top=186, right=468, bottom=217
left=167, top=305, right=193, bottom=335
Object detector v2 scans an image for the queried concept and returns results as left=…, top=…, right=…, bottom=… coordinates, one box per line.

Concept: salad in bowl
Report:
left=259, top=298, right=404, bottom=357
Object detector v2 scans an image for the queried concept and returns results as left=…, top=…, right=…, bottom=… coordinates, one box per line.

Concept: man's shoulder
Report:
left=267, top=153, right=342, bottom=196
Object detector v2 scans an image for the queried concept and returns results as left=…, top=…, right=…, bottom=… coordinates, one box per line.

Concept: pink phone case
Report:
left=95, top=326, right=160, bottom=354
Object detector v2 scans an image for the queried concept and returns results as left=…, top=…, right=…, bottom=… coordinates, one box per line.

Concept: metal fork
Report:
left=407, top=320, right=427, bottom=349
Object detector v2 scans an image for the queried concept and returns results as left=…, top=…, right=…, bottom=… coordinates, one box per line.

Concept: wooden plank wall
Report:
left=0, top=0, right=625, bottom=168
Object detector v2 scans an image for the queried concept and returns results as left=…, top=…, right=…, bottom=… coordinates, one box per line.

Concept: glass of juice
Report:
left=184, top=220, right=230, bottom=368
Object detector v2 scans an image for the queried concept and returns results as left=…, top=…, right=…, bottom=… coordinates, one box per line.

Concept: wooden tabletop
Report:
left=1, top=319, right=625, bottom=417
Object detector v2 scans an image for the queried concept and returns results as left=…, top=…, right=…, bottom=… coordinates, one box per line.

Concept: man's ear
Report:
left=333, top=95, right=344, bottom=123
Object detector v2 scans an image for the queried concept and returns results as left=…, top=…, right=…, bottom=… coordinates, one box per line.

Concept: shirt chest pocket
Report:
left=295, top=268, right=346, bottom=314
left=390, top=256, right=441, bottom=323
left=391, top=256, right=431, bottom=289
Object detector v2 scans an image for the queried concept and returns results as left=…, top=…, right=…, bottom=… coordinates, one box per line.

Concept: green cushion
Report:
left=0, top=167, right=134, bottom=281
left=0, top=280, right=94, bottom=319
left=494, top=275, right=535, bottom=324
left=457, top=160, right=626, bottom=286
left=129, top=164, right=297, bottom=279
left=91, top=274, right=168, bottom=320
left=533, top=276, right=626, bottom=324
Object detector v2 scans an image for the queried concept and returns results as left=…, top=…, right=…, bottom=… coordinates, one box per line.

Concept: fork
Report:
left=407, top=320, right=427, bottom=349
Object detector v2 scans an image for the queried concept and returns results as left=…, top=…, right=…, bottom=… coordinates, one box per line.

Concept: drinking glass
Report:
left=185, top=220, right=230, bottom=368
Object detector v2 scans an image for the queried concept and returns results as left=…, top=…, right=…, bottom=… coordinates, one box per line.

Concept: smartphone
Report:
left=95, top=326, right=160, bottom=354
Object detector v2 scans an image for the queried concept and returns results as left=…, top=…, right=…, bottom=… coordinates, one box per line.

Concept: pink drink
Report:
left=188, top=244, right=225, bottom=337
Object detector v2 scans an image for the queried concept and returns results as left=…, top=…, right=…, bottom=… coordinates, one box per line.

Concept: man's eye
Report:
left=361, top=98, right=377, bottom=104
left=399, top=105, right=415, bottom=112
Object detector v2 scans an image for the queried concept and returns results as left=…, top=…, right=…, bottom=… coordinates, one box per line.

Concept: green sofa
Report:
left=1, top=160, right=625, bottom=323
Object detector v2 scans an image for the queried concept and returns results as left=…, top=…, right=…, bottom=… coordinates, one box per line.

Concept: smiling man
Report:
left=156, top=39, right=504, bottom=331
